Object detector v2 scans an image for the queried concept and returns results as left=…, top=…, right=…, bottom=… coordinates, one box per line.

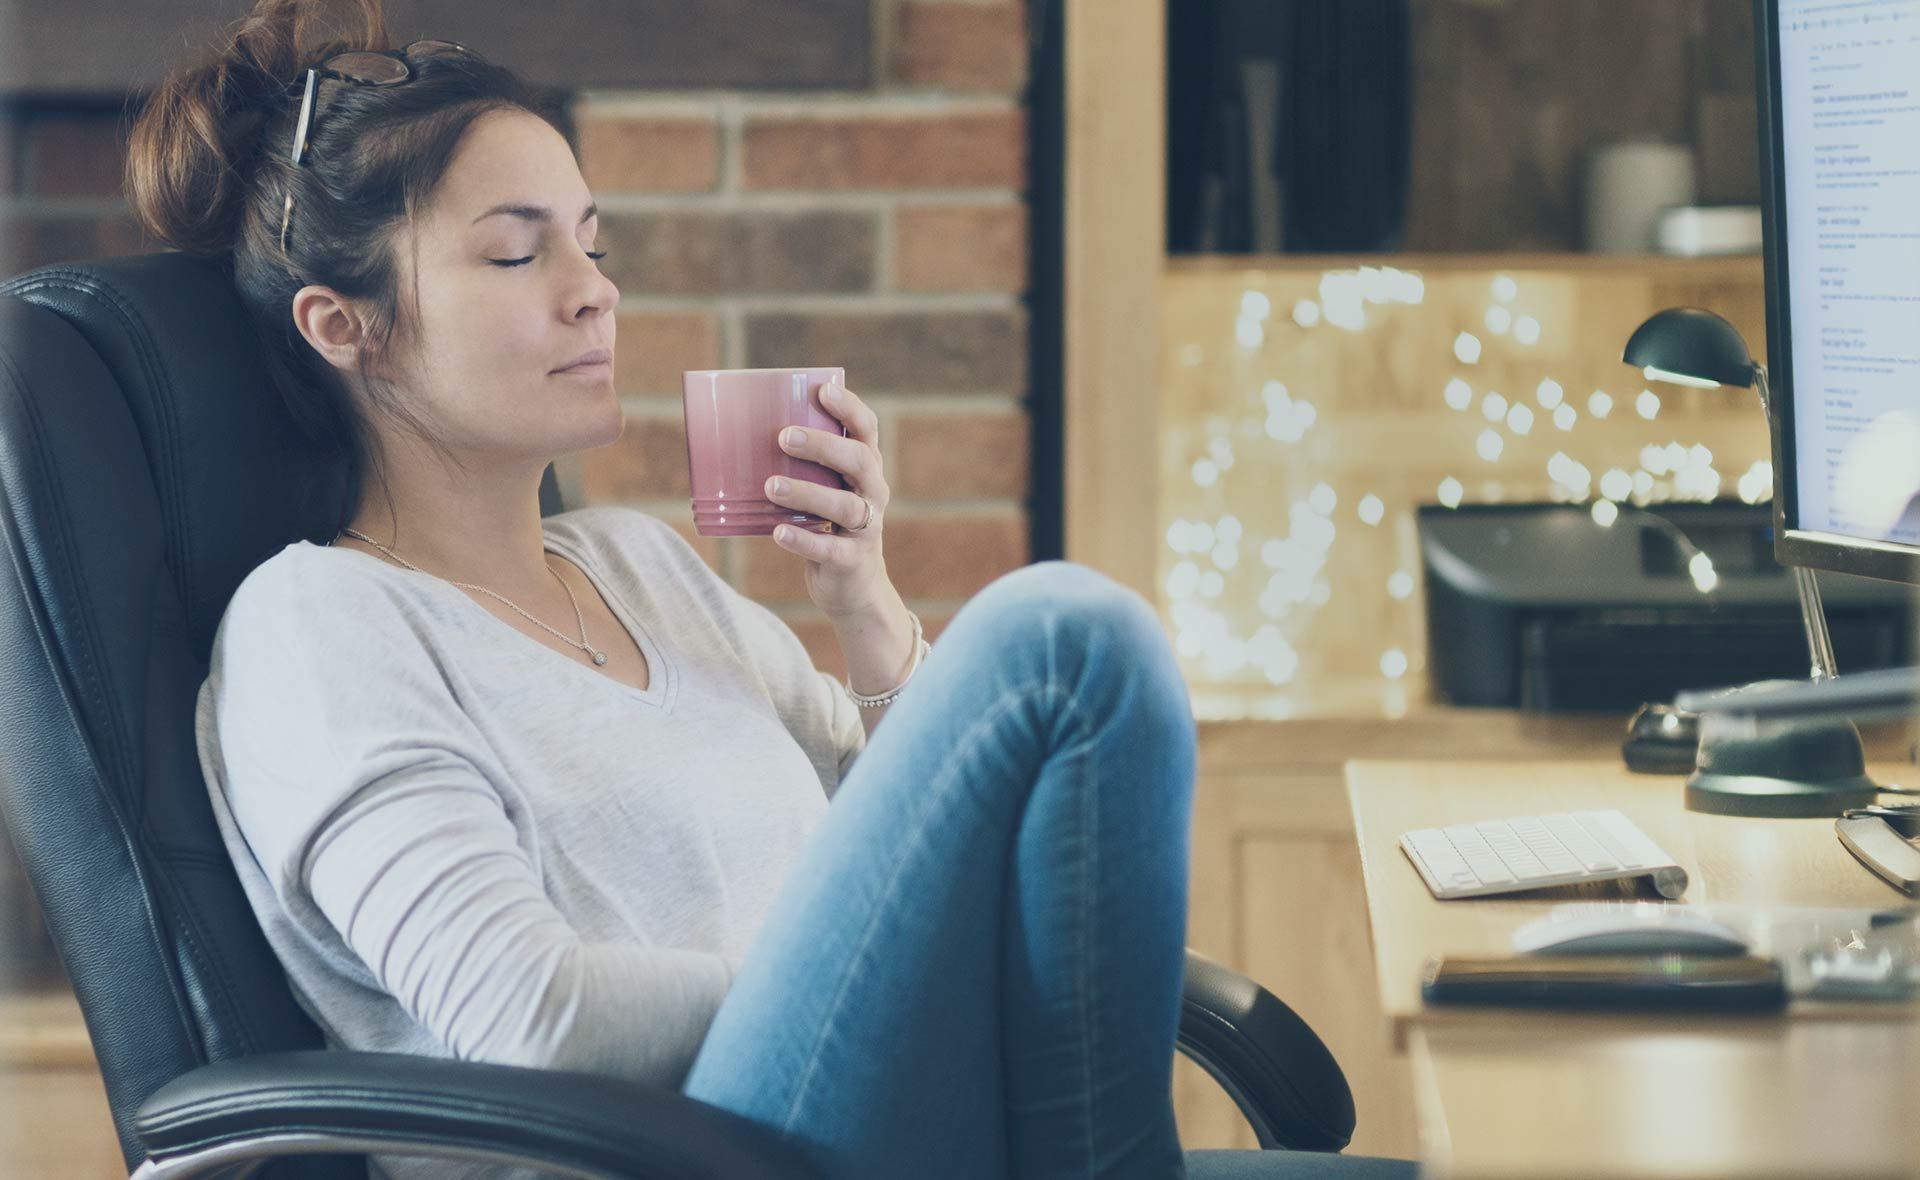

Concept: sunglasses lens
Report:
left=324, top=51, right=410, bottom=83
left=406, top=39, right=467, bottom=57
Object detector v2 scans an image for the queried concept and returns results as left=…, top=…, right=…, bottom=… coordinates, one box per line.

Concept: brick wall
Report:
left=0, top=0, right=1035, bottom=678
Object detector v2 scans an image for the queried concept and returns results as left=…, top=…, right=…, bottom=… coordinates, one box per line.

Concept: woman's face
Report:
left=366, top=108, right=624, bottom=468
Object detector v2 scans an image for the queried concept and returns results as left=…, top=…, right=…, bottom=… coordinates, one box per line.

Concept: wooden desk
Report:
left=1348, top=759, right=1920, bottom=1180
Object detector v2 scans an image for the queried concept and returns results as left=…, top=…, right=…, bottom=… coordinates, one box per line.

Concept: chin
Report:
left=585, top=394, right=626, bottom=448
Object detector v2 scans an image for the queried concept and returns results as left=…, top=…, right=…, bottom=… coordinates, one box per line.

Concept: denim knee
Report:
left=971, top=560, right=1144, bottom=632
left=961, top=561, right=1179, bottom=686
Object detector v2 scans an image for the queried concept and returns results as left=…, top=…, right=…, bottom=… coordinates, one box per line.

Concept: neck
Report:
left=343, top=442, right=557, bottom=603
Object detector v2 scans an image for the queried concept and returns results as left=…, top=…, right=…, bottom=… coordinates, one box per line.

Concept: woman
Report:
left=136, top=2, right=1411, bottom=1177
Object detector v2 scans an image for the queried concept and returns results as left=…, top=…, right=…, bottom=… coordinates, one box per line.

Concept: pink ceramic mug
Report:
left=682, top=367, right=850, bottom=537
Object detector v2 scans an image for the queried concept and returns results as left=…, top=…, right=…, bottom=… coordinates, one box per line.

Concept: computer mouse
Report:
left=1622, top=702, right=1700, bottom=775
left=1510, top=904, right=1749, bottom=956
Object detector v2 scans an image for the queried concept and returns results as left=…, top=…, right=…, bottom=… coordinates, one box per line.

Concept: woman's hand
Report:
left=764, top=382, right=896, bottom=621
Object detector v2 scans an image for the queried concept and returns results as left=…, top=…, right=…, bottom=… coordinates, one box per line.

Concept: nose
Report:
left=569, top=245, right=619, bottom=318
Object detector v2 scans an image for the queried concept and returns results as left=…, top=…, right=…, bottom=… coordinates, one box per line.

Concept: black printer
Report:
left=1419, top=502, right=1914, bottom=713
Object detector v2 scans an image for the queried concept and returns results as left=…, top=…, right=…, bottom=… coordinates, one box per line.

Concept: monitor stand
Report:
left=1682, top=564, right=1881, bottom=817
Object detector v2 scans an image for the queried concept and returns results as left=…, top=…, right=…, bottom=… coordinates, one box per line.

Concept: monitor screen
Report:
left=1763, top=0, right=1920, bottom=582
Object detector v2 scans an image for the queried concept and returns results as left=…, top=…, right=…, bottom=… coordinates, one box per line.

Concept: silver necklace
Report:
left=335, top=527, right=608, bottom=666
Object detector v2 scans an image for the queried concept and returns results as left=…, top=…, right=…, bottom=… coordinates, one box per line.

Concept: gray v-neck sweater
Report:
left=196, top=506, right=865, bottom=1120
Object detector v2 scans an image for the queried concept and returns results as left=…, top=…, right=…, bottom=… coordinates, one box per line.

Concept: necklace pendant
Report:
left=591, top=649, right=608, bottom=665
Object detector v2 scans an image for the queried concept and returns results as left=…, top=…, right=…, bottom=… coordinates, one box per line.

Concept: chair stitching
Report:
left=1177, top=1001, right=1329, bottom=1138
left=8, top=269, right=195, bottom=648
left=3, top=269, right=259, bottom=1057
left=0, top=348, right=205, bottom=1058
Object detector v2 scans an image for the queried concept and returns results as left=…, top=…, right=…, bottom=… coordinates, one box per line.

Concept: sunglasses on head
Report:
left=279, top=39, right=470, bottom=256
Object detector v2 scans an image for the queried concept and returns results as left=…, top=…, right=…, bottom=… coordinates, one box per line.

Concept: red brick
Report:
left=577, top=113, right=720, bottom=192
left=95, top=218, right=151, bottom=258
left=23, top=111, right=128, bottom=198
left=737, top=534, right=814, bottom=603
left=883, top=514, right=1029, bottom=599
left=660, top=514, right=727, bottom=574
left=735, top=512, right=1027, bottom=602
left=599, top=209, right=876, bottom=296
left=774, top=608, right=959, bottom=681
left=894, top=203, right=1027, bottom=292
left=613, top=311, right=722, bottom=396
left=889, top=409, right=1029, bottom=499
left=893, top=2, right=1030, bottom=93
left=746, top=310, right=1026, bottom=394
left=0, top=213, right=146, bottom=277
left=778, top=612, right=848, bottom=679
left=741, top=111, right=1024, bottom=190
left=577, top=414, right=692, bottom=501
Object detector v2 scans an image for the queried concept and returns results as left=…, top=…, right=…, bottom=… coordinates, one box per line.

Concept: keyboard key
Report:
left=1510, top=818, right=1583, bottom=874
left=1475, top=821, right=1548, bottom=878
left=1405, top=832, right=1479, bottom=890
left=1542, top=814, right=1619, bottom=872
left=1442, top=825, right=1516, bottom=885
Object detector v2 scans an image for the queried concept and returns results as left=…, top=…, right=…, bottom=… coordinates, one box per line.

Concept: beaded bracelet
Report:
left=844, top=610, right=931, bottom=708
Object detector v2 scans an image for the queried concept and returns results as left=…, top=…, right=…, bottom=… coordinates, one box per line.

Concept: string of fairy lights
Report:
left=1165, top=269, right=1773, bottom=715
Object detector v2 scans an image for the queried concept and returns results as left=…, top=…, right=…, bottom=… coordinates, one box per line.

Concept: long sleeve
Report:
left=638, top=515, right=868, bottom=795
left=724, top=594, right=869, bottom=795
left=301, top=757, right=732, bottom=1082
left=203, top=553, right=733, bottom=1087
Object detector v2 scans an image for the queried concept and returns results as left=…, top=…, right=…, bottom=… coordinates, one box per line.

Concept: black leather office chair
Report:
left=0, top=251, right=1357, bottom=1178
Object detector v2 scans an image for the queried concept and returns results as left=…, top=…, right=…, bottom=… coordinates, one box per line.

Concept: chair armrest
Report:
left=1177, top=949, right=1356, bottom=1152
left=133, top=1050, right=825, bottom=1180
left=135, top=962, right=1351, bottom=1176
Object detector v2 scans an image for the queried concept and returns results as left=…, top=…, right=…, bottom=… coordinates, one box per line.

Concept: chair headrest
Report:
left=1, top=250, right=348, bottom=654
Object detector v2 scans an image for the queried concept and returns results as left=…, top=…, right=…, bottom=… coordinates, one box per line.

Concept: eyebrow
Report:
left=472, top=202, right=598, bottom=226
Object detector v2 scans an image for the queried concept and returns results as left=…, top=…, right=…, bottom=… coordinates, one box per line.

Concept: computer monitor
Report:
left=1758, top=0, right=1920, bottom=584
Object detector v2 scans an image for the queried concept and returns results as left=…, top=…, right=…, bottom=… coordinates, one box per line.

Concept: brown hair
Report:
left=124, top=0, right=573, bottom=540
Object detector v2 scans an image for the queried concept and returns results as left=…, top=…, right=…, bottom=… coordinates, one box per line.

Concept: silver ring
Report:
left=841, top=496, right=876, bottom=534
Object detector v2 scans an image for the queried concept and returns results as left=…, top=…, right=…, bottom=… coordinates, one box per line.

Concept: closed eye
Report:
left=490, top=251, right=609, bottom=268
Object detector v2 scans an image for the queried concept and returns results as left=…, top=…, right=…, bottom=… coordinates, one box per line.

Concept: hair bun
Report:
left=125, top=0, right=389, bottom=257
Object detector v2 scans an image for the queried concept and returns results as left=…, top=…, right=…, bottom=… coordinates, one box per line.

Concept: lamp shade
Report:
left=1622, top=307, right=1758, bottom=389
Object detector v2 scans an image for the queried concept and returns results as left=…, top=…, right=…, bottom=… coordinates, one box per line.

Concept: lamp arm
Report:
left=1754, top=364, right=1839, bottom=681
left=1796, top=566, right=1840, bottom=681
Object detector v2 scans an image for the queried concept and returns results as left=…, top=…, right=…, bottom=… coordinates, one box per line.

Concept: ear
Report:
left=290, top=285, right=374, bottom=374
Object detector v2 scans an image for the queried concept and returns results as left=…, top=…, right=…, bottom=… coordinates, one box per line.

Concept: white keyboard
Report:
left=1400, top=809, right=1689, bottom=900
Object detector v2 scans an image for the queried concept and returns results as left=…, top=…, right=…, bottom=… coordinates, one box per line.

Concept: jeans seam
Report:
left=778, top=679, right=1075, bottom=1137
left=1080, top=694, right=1099, bottom=1175
left=1018, top=680, right=1105, bottom=1176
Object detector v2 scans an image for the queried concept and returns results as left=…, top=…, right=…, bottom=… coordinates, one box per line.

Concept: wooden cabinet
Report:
left=1174, top=715, right=1627, bottom=1157
left=0, top=987, right=124, bottom=1180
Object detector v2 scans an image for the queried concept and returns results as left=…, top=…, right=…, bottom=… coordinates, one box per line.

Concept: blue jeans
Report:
left=683, top=562, right=1415, bottom=1180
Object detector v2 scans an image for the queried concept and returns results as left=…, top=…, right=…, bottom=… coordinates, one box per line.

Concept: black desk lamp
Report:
left=1622, top=307, right=1879, bottom=817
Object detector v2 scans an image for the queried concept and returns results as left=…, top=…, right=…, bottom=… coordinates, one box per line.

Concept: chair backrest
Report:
left=0, top=251, right=562, bottom=1171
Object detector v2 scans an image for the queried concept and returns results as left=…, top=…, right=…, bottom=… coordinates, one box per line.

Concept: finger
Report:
left=773, top=521, right=860, bottom=565
left=765, top=475, right=872, bottom=531
left=780, top=426, right=882, bottom=490
left=821, top=382, right=880, bottom=445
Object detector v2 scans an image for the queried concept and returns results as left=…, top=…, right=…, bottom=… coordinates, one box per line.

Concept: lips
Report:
left=553, top=347, right=612, bottom=373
